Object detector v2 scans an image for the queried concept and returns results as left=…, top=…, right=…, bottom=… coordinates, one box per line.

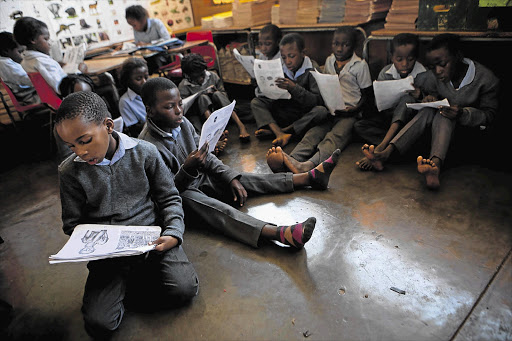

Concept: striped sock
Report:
left=275, top=217, right=316, bottom=248
left=308, top=149, right=341, bottom=190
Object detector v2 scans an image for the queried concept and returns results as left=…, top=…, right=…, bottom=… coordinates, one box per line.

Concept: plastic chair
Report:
left=158, top=53, right=183, bottom=79
left=0, top=78, right=47, bottom=127
left=186, top=31, right=220, bottom=75
left=27, top=72, right=62, bottom=111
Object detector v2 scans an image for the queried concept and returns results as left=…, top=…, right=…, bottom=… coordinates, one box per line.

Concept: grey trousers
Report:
left=251, top=96, right=329, bottom=135
left=391, top=107, right=456, bottom=162
left=354, top=95, right=416, bottom=145
left=82, top=246, right=198, bottom=339
left=197, top=91, right=231, bottom=115
left=182, top=172, right=294, bottom=247
left=290, top=116, right=357, bottom=166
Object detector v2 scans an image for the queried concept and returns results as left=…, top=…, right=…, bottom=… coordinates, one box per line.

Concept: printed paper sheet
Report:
left=373, top=76, right=415, bottom=112
left=198, top=100, right=236, bottom=153
left=254, top=59, right=291, bottom=100
left=310, top=70, right=346, bottom=115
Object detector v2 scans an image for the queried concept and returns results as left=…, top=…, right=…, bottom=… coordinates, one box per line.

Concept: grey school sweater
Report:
left=58, top=135, right=185, bottom=243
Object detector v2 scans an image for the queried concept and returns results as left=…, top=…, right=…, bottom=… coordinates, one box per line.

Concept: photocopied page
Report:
left=49, top=224, right=161, bottom=264
left=406, top=98, right=450, bottom=111
left=373, top=75, right=415, bottom=112
left=182, top=85, right=214, bottom=115
left=254, top=59, right=291, bottom=100
left=61, top=43, right=86, bottom=74
left=310, top=70, right=346, bottom=115
left=198, top=100, right=236, bottom=153
left=233, top=48, right=255, bottom=78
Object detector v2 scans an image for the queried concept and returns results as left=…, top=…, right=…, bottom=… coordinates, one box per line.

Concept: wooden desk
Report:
left=84, top=56, right=143, bottom=75
left=90, top=40, right=209, bottom=60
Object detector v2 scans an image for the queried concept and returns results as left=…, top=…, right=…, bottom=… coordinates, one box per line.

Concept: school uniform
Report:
left=178, top=71, right=231, bottom=116
left=21, top=49, right=67, bottom=94
left=59, top=131, right=198, bottom=338
left=139, top=117, right=295, bottom=248
left=133, top=18, right=170, bottom=44
left=354, top=62, right=426, bottom=145
left=118, top=87, right=146, bottom=127
left=250, top=56, right=328, bottom=136
left=390, top=58, right=499, bottom=162
left=290, top=53, right=372, bottom=166
left=0, top=56, right=39, bottom=105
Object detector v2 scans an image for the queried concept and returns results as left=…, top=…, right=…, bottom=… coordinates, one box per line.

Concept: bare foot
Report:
left=355, top=157, right=374, bottom=171
left=255, top=129, right=274, bottom=139
left=214, top=137, right=228, bottom=155
left=272, top=133, right=292, bottom=147
left=281, top=147, right=314, bottom=174
left=266, top=147, right=287, bottom=173
left=239, top=126, right=250, bottom=143
left=360, top=144, right=385, bottom=171
left=417, top=156, right=440, bottom=190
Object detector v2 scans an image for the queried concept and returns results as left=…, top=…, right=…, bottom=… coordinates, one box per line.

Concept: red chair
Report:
left=0, top=77, right=47, bottom=127
left=27, top=72, right=62, bottom=111
left=158, top=53, right=183, bottom=79
left=186, top=30, right=220, bottom=75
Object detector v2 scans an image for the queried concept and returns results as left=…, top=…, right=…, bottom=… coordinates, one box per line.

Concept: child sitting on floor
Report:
left=0, top=31, right=39, bottom=105
left=354, top=33, right=426, bottom=170
left=178, top=53, right=249, bottom=151
left=56, top=91, right=198, bottom=339
left=251, top=32, right=328, bottom=147
left=139, top=77, right=342, bottom=249
left=266, top=26, right=372, bottom=174
left=118, top=57, right=149, bottom=137
left=360, top=33, right=500, bottom=189
left=13, top=17, right=88, bottom=95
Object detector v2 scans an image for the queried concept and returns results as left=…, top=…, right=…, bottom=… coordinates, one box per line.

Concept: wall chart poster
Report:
left=0, top=0, right=194, bottom=49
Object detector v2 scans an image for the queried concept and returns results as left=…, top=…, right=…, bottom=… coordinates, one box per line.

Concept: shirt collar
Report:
left=148, top=118, right=181, bottom=140
left=386, top=61, right=426, bottom=80
left=74, top=131, right=138, bottom=166
left=126, top=87, right=141, bottom=101
left=450, top=58, right=475, bottom=90
left=283, top=56, right=313, bottom=80
left=144, top=18, right=152, bottom=33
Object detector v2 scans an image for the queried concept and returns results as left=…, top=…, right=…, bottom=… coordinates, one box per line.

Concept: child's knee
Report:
left=82, top=302, right=124, bottom=338
left=161, top=271, right=199, bottom=303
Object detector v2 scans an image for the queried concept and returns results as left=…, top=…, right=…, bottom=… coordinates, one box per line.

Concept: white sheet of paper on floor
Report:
left=233, top=48, right=255, bottom=78
left=406, top=98, right=450, bottom=111
left=373, top=75, right=415, bottom=112
left=310, top=70, right=346, bottom=115
left=49, top=224, right=161, bottom=264
left=198, top=100, right=236, bottom=153
left=254, top=59, right=291, bottom=100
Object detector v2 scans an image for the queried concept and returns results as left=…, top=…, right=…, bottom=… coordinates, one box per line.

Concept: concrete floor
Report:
left=0, top=119, right=511, bottom=341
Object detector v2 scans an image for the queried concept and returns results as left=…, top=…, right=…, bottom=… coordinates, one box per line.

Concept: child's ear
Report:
left=145, top=105, right=153, bottom=118
left=104, top=117, right=114, bottom=133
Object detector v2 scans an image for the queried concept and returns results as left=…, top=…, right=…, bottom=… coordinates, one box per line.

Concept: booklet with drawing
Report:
left=198, top=100, right=236, bottom=153
left=254, top=59, right=291, bottom=100
left=233, top=48, right=255, bottom=78
left=61, top=44, right=86, bottom=74
left=310, top=70, right=346, bottom=115
left=49, top=224, right=161, bottom=264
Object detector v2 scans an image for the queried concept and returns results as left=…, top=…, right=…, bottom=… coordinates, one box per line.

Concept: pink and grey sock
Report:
left=275, top=217, right=316, bottom=248
left=309, top=149, right=341, bottom=190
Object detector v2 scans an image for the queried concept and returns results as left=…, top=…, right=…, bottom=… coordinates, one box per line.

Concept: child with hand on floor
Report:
left=13, top=17, right=88, bottom=95
left=360, top=33, right=499, bottom=189
left=56, top=91, right=198, bottom=339
left=178, top=53, right=249, bottom=152
left=118, top=57, right=149, bottom=137
left=354, top=33, right=426, bottom=170
left=267, top=27, right=372, bottom=174
left=139, top=77, right=342, bottom=249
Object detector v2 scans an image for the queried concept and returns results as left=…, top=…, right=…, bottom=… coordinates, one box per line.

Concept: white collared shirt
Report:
left=385, top=61, right=426, bottom=80
left=74, top=131, right=138, bottom=166
left=283, top=56, right=313, bottom=80
left=450, top=58, right=475, bottom=90
left=21, top=50, right=67, bottom=94
left=338, top=53, right=372, bottom=107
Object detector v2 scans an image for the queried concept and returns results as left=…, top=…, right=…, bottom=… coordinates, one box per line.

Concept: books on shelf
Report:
left=319, top=0, right=347, bottom=23
left=278, top=0, right=320, bottom=25
left=232, top=0, right=274, bottom=27
left=344, top=0, right=392, bottom=23
left=49, top=224, right=162, bottom=264
left=384, top=0, right=420, bottom=30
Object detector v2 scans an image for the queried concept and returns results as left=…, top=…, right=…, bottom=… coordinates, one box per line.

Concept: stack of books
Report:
left=278, top=0, right=320, bottom=25
left=201, top=16, right=214, bottom=29
left=278, top=0, right=298, bottom=24
left=319, top=0, right=347, bottom=23
left=232, top=0, right=274, bottom=27
left=344, top=0, right=392, bottom=23
left=213, top=11, right=234, bottom=28
left=271, top=4, right=280, bottom=25
left=384, top=0, right=420, bottom=30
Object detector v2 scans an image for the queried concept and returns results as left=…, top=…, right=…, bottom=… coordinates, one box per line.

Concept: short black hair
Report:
left=427, top=33, right=462, bottom=60
left=119, top=57, right=147, bottom=94
left=58, top=74, right=95, bottom=97
left=280, top=33, right=305, bottom=52
left=13, top=17, right=48, bottom=47
left=125, top=5, right=148, bottom=21
left=55, top=92, right=110, bottom=126
left=260, top=24, right=282, bottom=44
left=391, top=33, right=420, bottom=58
left=0, top=32, right=19, bottom=56
left=180, top=53, right=207, bottom=76
left=141, top=77, right=177, bottom=107
left=333, top=26, right=357, bottom=46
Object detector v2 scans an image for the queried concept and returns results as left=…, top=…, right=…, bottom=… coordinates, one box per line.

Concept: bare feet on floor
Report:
left=417, top=156, right=440, bottom=190
left=266, top=146, right=314, bottom=174
left=213, top=130, right=229, bottom=155
left=255, top=128, right=274, bottom=140
left=239, top=126, right=251, bottom=143
left=356, top=144, right=385, bottom=171
left=272, top=133, right=292, bottom=147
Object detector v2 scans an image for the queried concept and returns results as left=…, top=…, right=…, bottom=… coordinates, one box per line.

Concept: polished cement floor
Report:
left=0, top=117, right=511, bottom=340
